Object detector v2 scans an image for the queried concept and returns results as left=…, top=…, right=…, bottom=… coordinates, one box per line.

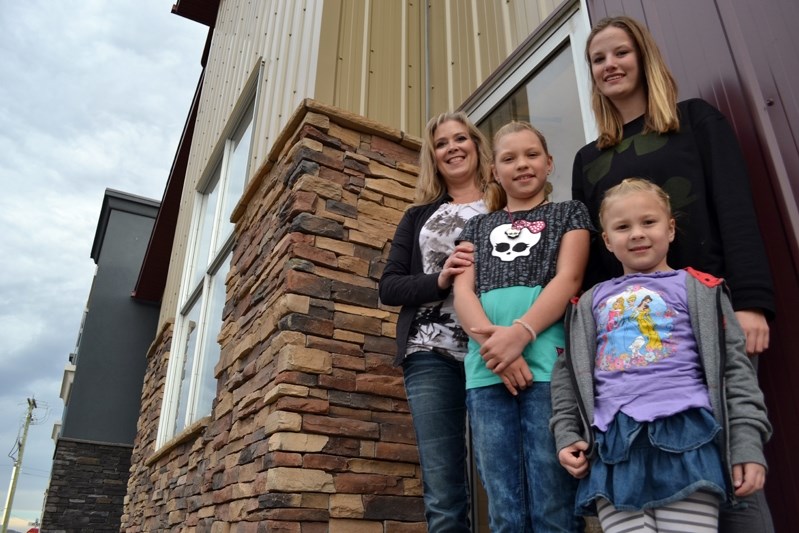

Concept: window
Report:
left=158, top=100, right=255, bottom=446
left=463, top=0, right=595, bottom=202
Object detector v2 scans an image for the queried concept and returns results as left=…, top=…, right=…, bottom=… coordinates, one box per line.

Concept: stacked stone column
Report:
left=123, top=100, right=426, bottom=532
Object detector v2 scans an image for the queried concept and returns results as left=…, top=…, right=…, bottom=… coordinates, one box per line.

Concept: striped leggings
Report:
left=597, top=491, right=719, bottom=532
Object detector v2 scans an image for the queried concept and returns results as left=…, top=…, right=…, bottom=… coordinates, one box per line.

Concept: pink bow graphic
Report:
left=511, top=219, right=546, bottom=234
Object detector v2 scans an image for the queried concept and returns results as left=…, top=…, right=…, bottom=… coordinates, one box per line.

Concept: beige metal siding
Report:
left=316, top=0, right=555, bottom=135
left=159, top=0, right=324, bottom=325
left=160, top=0, right=558, bottom=325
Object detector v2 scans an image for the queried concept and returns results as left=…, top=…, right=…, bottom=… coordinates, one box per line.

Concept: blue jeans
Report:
left=467, top=382, right=581, bottom=533
left=402, top=352, right=471, bottom=532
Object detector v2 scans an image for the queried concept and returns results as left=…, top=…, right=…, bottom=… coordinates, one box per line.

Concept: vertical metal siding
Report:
left=586, top=4, right=799, bottom=530
left=161, top=0, right=323, bottom=320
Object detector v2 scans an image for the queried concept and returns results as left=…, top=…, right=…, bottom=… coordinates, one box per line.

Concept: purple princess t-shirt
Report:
left=591, top=269, right=712, bottom=431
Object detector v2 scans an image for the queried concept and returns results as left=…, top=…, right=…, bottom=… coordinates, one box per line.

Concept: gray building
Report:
left=42, top=189, right=160, bottom=532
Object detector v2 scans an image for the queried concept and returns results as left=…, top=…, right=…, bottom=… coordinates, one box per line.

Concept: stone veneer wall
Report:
left=122, top=100, right=426, bottom=532
left=41, top=438, right=133, bottom=532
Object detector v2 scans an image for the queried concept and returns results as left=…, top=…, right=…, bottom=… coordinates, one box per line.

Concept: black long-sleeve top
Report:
left=572, top=98, right=774, bottom=317
left=379, top=196, right=454, bottom=365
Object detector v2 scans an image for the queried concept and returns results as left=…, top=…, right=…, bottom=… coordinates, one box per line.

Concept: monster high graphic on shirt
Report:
left=595, top=285, right=677, bottom=371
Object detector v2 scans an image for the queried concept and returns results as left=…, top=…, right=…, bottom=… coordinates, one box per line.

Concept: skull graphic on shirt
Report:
left=489, top=222, right=544, bottom=262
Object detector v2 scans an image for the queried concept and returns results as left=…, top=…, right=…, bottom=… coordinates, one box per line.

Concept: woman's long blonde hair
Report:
left=484, top=121, right=553, bottom=212
left=414, top=111, right=492, bottom=205
left=587, top=16, right=679, bottom=149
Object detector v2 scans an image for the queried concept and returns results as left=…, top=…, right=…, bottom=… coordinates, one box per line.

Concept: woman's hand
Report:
left=735, top=309, right=770, bottom=356
left=471, top=322, right=530, bottom=373
left=437, top=242, right=476, bottom=290
left=732, top=462, right=766, bottom=497
left=558, top=442, right=590, bottom=479
left=498, top=358, right=533, bottom=396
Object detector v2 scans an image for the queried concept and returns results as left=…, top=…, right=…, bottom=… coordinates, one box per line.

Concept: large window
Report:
left=158, top=100, right=254, bottom=445
left=463, top=1, right=595, bottom=202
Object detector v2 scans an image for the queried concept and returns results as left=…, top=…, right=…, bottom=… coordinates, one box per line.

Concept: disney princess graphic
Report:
left=596, top=286, right=674, bottom=371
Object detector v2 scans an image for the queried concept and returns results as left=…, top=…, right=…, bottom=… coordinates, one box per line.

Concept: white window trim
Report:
left=461, top=0, right=597, bottom=143
left=157, top=60, right=265, bottom=448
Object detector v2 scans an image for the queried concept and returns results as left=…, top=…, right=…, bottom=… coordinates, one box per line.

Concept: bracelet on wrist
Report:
left=512, top=319, right=537, bottom=342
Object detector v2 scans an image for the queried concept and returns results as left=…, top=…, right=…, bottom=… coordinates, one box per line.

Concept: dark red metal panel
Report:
left=586, top=1, right=799, bottom=529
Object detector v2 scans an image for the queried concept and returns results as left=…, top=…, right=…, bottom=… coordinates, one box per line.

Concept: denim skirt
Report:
left=576, top=408, right=728, bottom=514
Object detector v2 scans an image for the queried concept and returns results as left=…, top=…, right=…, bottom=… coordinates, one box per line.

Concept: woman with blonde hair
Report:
left=571, top=15, right=775, bottom=532
left=379, top=111, right=491, bottom=531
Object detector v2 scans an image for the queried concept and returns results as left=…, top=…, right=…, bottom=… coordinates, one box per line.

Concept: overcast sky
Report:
left=0, top=1, right=207, bottom=528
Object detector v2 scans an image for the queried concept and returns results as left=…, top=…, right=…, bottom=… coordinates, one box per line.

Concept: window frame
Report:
left=157, top=61, right=264, bottom=448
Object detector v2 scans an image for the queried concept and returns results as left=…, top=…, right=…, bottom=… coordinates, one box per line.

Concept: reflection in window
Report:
left=478, top=44, right=583, bottom=202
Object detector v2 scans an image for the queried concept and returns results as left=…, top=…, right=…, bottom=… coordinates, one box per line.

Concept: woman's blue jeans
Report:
left=402, top=351, right=471, bottom=532
left=467, top=382, right=581, bottom=533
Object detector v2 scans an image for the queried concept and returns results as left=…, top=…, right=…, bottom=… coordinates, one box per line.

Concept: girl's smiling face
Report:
left=588, top=26, right=645, bottom=107
left=601, top=190, right=675, bottom=274
left=492, top=129, right=553, bottom=210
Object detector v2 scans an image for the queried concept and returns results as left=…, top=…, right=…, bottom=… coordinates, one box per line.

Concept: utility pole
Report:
left=1, top=398, right=36, bottom=533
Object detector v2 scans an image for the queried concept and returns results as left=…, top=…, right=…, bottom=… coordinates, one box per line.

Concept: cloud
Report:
left=0, top=0, right=207, bottom=523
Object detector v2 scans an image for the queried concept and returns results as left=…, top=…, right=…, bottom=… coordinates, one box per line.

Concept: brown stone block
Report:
left=333, top=312, right=382, bottom=336
left=291, top=243, right=337, bottom=266
left=370, top=135, right=420, bottom=166
left=363, top=352, right=399, bottom=374
left=328, top=390, right=400, bottom=413
left=364, top=177, right=415, bottom=202
left=329, top=493, right=364, bottom=518
left=273, top=371, right=318, bottom=388
left=313, top=264, right=376, bottom=289
left=333, top=473, right=404, bottom=495
left=285, top=190, right=317, bottom=219
left=368, top=160, right=417, bottom=187
left=289, top=212, right=346, bottom=239
left=347, top=458, right=416, bottom=477
left=384, top=522, right=426, bottom=533
left=328, top=405, right=372, bottom=422
left=322, top=436, right=362, bottom=457
left=362, top=335, right=398, bottom=356
left=265, top=467, right=335, bottom=493
left=325, top=199, right=358, bottom=219
left=333, top=329, right=365, bottom=344
left=337, top=255, right=370, bottom=276
left=279, top=313, right=335, bottom=337
left=293, top=174, right=344, bottom=201
left=263, top=451, right=303, bottom=469
left=306, top=335, right=363, bottom=358
left=331, top=353, right=366, bottom=371
left=329, top=519, right=383, bottom=533
left=374, top=442, right=420, bottom=464
left=357, top=199, right=404, bottom=226
left=273, top=396, right=329, bottom=415
left=285, top=270, right=332, bottom=299
left=315, top=236, right=355, bottom=257
left=362, top=495, right=425, bottom=522
left=263, top=507, right=330, bottom=521
left=379, top=423, right=416, bottom=445
left=329, top=123, right=362, bottom=149
left=355, top=374, right=406, bottom=400
left=318, top=372, right=357, bottom=392
left=302, top=414, right=379, bottom=439
left=348, top=229, right=387, bottom=250
left=303, top=453, right=348, bottom=472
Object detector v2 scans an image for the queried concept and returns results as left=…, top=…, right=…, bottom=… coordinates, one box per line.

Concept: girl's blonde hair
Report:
left=587, top=16, right=680, bottom=149
left=415, top=111, right=492, bottom=205
left=598, top=177, right=673, bottom=229
left=485, top=121, right=554, bottom=212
